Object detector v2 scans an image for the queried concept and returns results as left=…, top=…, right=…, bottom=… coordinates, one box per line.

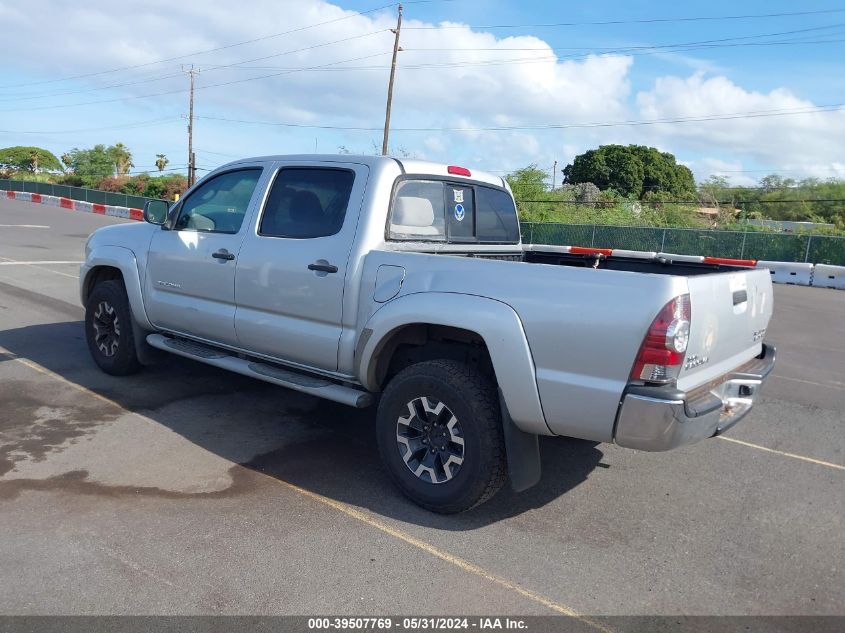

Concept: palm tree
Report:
left=109, top=142, right=134, bottom=176
left=155, top=154, right=169, bottom=172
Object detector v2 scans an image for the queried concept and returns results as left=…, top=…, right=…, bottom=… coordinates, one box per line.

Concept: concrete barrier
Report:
left=657, top=252, right=706, bottom=263
left=611, top=249, right=658, bottom=259
left=811, top=264, right=845, bottom=290
left=757, top=261, right=815, bottom=286
left=1, top=186, right=146, bottom=223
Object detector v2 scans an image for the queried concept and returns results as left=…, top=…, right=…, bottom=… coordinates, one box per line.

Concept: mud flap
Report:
left=499, top=390, right=541, bottom=492
left=133, top=321, right=166, bottom=366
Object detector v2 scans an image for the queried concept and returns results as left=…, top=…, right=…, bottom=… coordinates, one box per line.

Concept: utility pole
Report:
left=381, top=4, right=403, bottom=156
left=552, top=160, right=558, bottom=189
left=183, top=65, right=200, bottom=186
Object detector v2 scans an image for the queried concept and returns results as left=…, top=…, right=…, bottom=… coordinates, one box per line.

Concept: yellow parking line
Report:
left=718, top=436, right=845, bottom=471
left=1, top=347, right=609, bottom=630
left=2, top=349, right=121, bottom=409
left=271, top=477, right=611, bottom=630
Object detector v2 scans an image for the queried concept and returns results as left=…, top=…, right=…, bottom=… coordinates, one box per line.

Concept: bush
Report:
left=96, top=176, right=129, bottom=192
left=56, top=174, right=85, bottom=187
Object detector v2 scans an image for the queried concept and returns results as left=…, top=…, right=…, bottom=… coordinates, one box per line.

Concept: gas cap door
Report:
left=374, top=264, right=405, bottom=303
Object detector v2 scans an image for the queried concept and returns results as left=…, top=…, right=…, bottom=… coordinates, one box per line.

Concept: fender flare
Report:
left=356, top=292, right=551, bottom=436
left=81, top=245, right=152, bottom=331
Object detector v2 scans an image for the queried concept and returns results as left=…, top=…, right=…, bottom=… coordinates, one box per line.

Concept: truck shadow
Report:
left=0, top=321, right=605, bottom=528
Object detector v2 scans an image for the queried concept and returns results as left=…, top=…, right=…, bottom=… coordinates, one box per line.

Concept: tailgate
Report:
left=677, top=268, right=773, bottom=391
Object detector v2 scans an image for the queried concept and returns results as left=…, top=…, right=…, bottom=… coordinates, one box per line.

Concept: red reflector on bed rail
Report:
left=703, top=256, right=757, bottom=267
left=570, top=246, right=613, bottom=257
left=447, top=165, right=471, bottom=177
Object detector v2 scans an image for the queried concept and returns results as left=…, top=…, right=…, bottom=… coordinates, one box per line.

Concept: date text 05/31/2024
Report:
left=307, top=618, right=528, bottom=630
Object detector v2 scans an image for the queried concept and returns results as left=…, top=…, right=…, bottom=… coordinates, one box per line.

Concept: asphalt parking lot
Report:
left=0, top=196, right=842, bottom=616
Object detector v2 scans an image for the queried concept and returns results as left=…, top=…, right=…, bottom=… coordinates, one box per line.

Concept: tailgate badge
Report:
left=684, top=354, right=709, bottom=370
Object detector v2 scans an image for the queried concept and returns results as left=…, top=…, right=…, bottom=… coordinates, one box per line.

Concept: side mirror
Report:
left=143, top=199, right=170, bottom=226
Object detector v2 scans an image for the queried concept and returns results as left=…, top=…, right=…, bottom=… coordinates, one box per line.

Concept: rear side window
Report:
left=475, top=186, right=520, bottom=242
left=388, top=179, right=519, bottom=244
left=389, top=180, right=446, bottom=241
left=260, top=168, right=355, bottom=239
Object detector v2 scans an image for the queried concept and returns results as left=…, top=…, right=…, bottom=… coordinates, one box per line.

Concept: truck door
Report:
left=234, top=162, right=369, bottom=372
left=144, top=167, right=265, bottom=345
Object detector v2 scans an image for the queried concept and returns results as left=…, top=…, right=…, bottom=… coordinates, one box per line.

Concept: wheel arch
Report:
left=81, top=245, right=152, bottom=331
left=357, top=292, right=551, bottom=436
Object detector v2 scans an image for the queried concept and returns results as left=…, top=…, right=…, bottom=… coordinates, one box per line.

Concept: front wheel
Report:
left=376, top=360, right=507, bottom=513
left=84, top=280, right=141, bottom=376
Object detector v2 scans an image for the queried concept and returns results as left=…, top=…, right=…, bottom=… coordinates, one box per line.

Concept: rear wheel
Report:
left=85, top=280, right=141, bottom=376
left=376, top=359, right=506, bottom=513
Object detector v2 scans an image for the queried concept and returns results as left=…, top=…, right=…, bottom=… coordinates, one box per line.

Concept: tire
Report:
left=84, top=279, right=141, bottom=376
left=376, top=359, right=507, bottom=513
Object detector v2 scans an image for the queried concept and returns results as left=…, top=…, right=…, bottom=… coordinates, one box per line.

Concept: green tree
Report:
left=67, top=145, right=116, bottom=182
left=155, top=153, right=169, bottom=172
left=0, top=146, right=62, bottom=172
left=60, top=152, right=73, bottom=171
left=505, top=165, right=548, bottom=200
left=563, top=144, right=695, bottom=199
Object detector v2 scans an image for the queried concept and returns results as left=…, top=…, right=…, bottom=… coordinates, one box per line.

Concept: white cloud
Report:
left=634, top=72, right=845, bottom=180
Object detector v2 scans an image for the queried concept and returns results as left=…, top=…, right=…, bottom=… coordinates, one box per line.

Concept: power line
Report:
left=195, top=37, right=845, bottom=74
left=403, top=8, right=845, bottom=30
left=0, top=117, right=180, bottom=134
left=401, top=22, right=845, bottom=50
left=0, top=50, right=392, bottom=114
left=0, top=2, right=399, bottom=90
left=191, top=102, right=845, bottom=132
left=193, top=148, right=241, bottom=158
left=0, top=31, right=390, bottom=107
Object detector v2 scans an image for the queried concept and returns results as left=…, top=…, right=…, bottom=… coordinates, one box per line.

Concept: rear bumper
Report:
left=613, top=343, right=776, bottom=452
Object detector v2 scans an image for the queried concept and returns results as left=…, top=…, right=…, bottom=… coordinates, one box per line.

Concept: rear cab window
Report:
left=388, top=178, right=519, bottom=244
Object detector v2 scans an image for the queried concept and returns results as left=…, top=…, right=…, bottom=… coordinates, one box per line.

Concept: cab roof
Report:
left=222, top=154, right=506, bottom=188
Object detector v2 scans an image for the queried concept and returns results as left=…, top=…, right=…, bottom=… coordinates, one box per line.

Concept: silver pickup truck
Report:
left=80, top=155, right=775, bottom=512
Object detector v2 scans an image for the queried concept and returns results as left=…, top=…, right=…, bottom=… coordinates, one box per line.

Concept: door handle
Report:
left=308, top=262, right=338, bottom=273
left=212, top=249, right=235, bottom=261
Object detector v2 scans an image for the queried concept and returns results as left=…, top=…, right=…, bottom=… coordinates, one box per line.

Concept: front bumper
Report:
left=613, top=343, right=776, bottom=451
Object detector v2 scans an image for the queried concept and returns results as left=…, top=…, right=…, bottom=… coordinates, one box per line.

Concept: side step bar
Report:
left=146, top=333, right=374, bottom=408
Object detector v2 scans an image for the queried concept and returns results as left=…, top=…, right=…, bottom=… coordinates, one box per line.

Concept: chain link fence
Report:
left=0, top=179, right=160, bottom=208
left=521, top=222, right=845, bottom=266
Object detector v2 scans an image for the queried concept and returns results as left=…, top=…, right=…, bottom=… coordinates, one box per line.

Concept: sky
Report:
left=1, top=0, right=844, bottom=185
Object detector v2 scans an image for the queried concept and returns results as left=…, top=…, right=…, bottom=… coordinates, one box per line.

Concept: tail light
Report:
left=630, top=294, right=691, bottom=383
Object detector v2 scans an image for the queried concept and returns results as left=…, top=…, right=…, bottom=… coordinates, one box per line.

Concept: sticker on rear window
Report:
left=453, top=189, right=464, bottom=203
left=454, top=204, right=465, bottom=221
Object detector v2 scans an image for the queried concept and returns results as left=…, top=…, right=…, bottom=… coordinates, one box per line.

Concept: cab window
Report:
left=259, top=168, right=355, bottom=239
left=174, top=168, right=262, bottom=234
